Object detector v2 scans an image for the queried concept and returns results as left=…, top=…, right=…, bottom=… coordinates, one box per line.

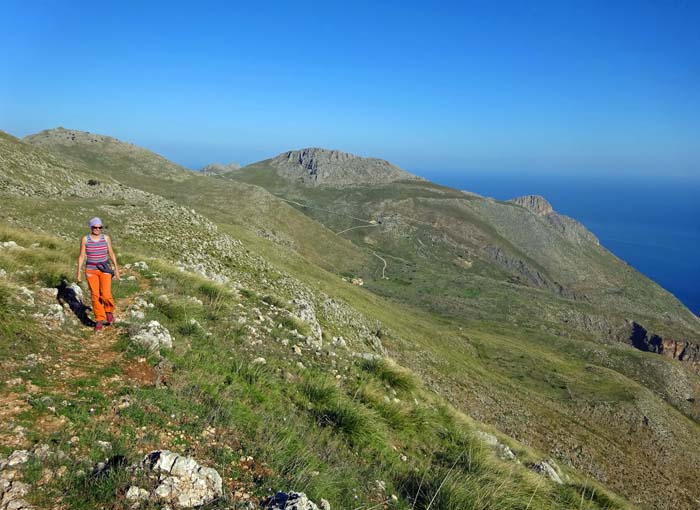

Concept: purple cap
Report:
left=89, top=217, right=103, bottom=227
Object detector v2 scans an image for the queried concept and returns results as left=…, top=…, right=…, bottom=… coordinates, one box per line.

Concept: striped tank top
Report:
left=85, top=234, right=109, bottom=270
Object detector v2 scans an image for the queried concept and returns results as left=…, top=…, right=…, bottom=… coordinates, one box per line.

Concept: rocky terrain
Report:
left=2, top=127, right=700, bottom=508
left=266, top=148, right=423, bottom=186
left=201, top=162, right=242, bottom=175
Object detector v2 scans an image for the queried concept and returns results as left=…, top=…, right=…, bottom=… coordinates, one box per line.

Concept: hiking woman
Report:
left=76, top=217, right=120, bottom=331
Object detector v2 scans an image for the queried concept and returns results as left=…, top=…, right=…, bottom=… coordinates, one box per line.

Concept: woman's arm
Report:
left=106, top=235, right=120, bottom=280
left=76, top=236, right=86, bottom=282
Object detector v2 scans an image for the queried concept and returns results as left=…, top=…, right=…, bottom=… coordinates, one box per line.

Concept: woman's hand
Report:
left=76, top=272, right=82, bottom=283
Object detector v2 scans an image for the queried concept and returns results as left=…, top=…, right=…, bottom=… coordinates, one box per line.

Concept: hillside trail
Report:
left=275, top=196, right=375, bottom=224
left=372, top=251, right=388, bottom=279
left=0, top=277, right=155, bottom=448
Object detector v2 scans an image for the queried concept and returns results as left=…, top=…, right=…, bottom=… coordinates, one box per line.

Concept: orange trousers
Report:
left=86, top=269, right=114, bottom=322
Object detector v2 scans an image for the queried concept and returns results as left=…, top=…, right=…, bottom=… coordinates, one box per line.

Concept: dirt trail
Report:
left=372, top=251, right=388, bottom=279
left=0, top=280, right=150, bottom=447
left=335, top=224, right=380, bottom=236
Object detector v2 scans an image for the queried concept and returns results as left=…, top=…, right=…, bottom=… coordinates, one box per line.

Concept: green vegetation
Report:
left=0, top=224, right=629, bottom=509
left=2, top=128, right=699, bottom=508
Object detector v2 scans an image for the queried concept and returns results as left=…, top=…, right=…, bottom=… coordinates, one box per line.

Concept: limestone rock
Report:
left=6, top=451, right=29, bottom=467
left=270, top=148, right=422, bottom=187
left=16, top=288, right=34, bottom=306
left=130, top=321, right=173, bottom=351
left=509, top=195, right=553, bottom=216
left=475, top=431, right=516, bottom=461
left=125, top=485, right=149, bottom=504
left=37, top=288, right=58, bottom=299
left=142, top=450, right=222, bottom=508
left=291, top=298, right=322, bottom=347
left=262, top=491, right=324, bottom=510
left=68, top=282, right=83, bottom=301
left=531, top=459, right=564, bottom=484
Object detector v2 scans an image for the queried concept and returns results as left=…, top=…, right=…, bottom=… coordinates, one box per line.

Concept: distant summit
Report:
left=200, top=162, right=241, bottom=175
left=23, top=127, right=190, bottom=181
left=509, top=195, right=554, bottom=216
left=23, top=127, right=130, bottom=147
left=509, top=194, right=599, bottom=246
left=269, top=148, right=423, bottom=187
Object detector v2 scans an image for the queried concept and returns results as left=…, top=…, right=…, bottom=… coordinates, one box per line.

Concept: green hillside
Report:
left=1, top=128, right=699, bottom=508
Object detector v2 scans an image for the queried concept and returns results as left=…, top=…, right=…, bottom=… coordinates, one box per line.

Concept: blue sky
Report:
left=1, top=0, right=698, bottom=176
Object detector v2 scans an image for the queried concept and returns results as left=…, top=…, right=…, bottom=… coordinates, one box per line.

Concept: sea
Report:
left=420, top=171, right=700, bottom=317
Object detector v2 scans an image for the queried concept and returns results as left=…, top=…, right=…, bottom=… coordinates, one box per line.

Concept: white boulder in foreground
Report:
left=142, top=450, right=222, bottom=508
left=130, top=321, right=173, bottom=351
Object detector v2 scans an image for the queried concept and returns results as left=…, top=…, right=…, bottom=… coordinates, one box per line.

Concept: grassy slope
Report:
left=7, top=130, right=700, bottom=508
left=0, top=225, right=628, bottom=510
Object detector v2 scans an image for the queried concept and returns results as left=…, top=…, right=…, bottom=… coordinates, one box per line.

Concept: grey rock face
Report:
left=142, top=450, right=222, bottom=508
left=623, top=320, right=700, bottom=364
left=200, top=162, right=241, bottom=175
left=130, top=321, right=173, bottom=351
left=509, top=195, right=599, bottom=246
left=509, top=195, right=554, bottom=216
left=270, top=148, right=422, bottom=187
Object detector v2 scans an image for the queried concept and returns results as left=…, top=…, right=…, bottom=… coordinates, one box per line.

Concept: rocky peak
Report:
left=270, top=147, right=422, bottom=187
left=200, top=162, right=242, bottom=175
left=509, top=195, right=554, bottom=216
left=23, top=127, right=130, bottom=147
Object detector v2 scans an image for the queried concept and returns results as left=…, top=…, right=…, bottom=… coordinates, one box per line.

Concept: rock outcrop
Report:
left=531, top=459, right=566, bottom=484
left=262, top=491, right=327, bottom=510
left=509, top=195, right=600, bottom=246
left=200, top=162, right=241, bottom=175
left=270, top=148, right=423, bottom=187
left=509, top=195, right=554, bottom=216
left=624, top=321, right=700, bottom=365
left=130, top=321, right=173, bottom=351
left=141, top=450, right=223, bottom=508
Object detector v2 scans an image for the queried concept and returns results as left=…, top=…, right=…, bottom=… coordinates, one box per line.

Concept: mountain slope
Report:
left=8, top=127, right=700, bottom=508
left=226, top=149, right=700, bottom=508
left=229, top=156, right=700, bottom=341
left=1, top=129, right=634, bottom=509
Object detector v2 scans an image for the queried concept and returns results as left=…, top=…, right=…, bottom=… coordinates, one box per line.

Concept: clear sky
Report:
left=1, top=0, right=698, bottom=176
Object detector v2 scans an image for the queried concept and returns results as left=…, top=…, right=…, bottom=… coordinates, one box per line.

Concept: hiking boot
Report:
left=106, top=312, right=114, bottom=325
left=95, top=321, right=104, bottom=332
